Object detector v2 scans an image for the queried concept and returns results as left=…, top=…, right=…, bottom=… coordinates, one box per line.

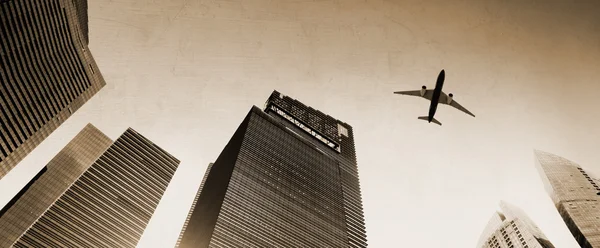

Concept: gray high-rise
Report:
left=0, top=0, right=105, bottom=179
left=477, top=201, right=555, bottom=248
left=534, top=150, right=600, bottom=248
left=0, top=124, right=180, bottom=247
left=176, top=90, right=367, bottom=247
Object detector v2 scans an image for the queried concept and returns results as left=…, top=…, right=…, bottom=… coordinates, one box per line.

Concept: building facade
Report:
left=0, top=0, right=106, bottom=179
left=477, top=201, right=555, bottom=248
left=177, top=90, right=367, bottom=247
left=0, top=124, right=180, bottom=247
left=174, top=163, right=213, bottom=248
left=534, top=150, right=600, bottom=248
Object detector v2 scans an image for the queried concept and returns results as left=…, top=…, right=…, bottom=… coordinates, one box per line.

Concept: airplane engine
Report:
left=420, top=85, right=426, bottom=96
left=447, top=93, right=454, bottom=104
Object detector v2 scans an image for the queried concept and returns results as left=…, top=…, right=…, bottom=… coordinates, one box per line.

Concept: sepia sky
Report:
left=1, top=0, right=599, bottom=247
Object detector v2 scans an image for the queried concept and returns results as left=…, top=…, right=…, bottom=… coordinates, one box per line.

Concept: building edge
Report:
left=174, top=163, right=214, bottom=248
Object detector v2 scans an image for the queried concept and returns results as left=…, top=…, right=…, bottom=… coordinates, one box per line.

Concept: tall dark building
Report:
left=0, top=124, right=180, bottom=247
left=0, top=0, right=106, bottom=179
left=177, top=90, right=367, bottom=247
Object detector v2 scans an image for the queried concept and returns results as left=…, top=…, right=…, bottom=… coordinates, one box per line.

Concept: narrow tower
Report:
left=534, top=150, right=600, bottom=248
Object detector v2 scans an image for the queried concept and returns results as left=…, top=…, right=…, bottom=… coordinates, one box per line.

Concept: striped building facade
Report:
left=0, top=0, right=105, bottom=179
left=0, top=124, right=180, bottom=247
left=174, top=163, right=213, bottom=248
left=176, top=91, right=367, bottom=247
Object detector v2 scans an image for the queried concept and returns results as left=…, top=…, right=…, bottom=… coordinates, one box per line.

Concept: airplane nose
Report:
left=437, top=70, right=445, bottom=81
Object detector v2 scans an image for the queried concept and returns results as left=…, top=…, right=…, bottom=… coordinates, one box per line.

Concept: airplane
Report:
left=394, top=69, right=475, bottom=126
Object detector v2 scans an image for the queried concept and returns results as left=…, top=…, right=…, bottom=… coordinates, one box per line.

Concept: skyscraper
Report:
left=0, top=0, right=106, bottom=179
left=174, top=163, right=213, bottom=248
left=477, top=201, right=555, bottom=248
left=534, top=150, right=600, bottom=248
left=0, top=124, right=180, bottom=247
left=176, top=90, right=367, bottom=247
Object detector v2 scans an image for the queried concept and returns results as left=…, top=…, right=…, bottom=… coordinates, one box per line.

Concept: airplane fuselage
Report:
left=427, top=70, right=445, bottom=122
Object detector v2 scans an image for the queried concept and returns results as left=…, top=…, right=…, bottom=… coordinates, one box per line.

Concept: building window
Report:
left=338, top=123, right=348, bottom=137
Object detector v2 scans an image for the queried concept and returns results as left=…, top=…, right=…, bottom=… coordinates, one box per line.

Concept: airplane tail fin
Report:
left=418, top=116, right=442, bottom=126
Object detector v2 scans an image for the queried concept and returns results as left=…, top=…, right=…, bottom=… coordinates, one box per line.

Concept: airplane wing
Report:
left=394, top=90, right=434, bottom=101
left=439, top=92, right=475, bottom=117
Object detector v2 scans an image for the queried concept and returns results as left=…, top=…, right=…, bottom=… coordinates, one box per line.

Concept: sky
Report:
left=0, top=0, right=599, bottom=247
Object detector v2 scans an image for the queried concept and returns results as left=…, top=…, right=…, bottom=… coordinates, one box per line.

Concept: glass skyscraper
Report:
left=0, top=124, right=180, bottom=247
left=176, top=90, right=367, bottom=247
left=477, top=201, right=555, bottom=248
left=534, top=150, right=600, bottom=248
left=0, top=0, right=105, bottom=179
